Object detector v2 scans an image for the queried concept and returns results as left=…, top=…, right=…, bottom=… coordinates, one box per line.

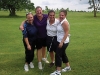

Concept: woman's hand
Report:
left=19, top=25, right=24, bottom=31
left=58, top=42, right=63, bottom=48
left=19, top=21, right=25, bottom=31
left=27, top=45, right=31, bottom=50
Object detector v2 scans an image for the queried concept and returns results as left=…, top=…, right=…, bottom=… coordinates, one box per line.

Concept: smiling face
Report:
left=26, top=13, right=34, bottom=24
left=59, top=12, right=66, bottom=22
left=59, top=10, right=67, bottom=22
left=48, top=12, right=55, bottom=21
left=35, top=7, right=43, bottom=17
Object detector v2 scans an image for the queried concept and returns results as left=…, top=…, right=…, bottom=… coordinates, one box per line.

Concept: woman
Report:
left=50, top=10, right=71, bottom=75
left=46, top=10, right=59, bottom=67
left=33, top=6, right=49, bottom=70
left=22, top=12, right=37, bottom=71
left=20, top=6, right=49, bottom=70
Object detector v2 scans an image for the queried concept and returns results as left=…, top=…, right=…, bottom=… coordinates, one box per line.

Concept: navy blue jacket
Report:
left=22, top=21, right=37, bottom=42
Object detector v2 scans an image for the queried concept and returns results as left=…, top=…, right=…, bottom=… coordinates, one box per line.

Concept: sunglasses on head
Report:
left=26, top=12, right=33, bottom=16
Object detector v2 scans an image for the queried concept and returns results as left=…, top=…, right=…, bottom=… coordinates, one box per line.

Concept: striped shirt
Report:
left=46, top=19, right=59, bottom=36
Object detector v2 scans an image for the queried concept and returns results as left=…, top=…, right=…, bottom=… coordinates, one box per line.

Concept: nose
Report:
left=38, top=11, right=41, bottom=13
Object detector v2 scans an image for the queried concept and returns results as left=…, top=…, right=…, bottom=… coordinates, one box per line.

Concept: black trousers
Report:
left=23, top=39, right=36, bottom=64
left=55, top=42, right=69, bottom=67
left=46, top=36, right=57, bottom=52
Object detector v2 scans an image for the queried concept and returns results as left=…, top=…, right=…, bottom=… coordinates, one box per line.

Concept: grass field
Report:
left=0, top=11, right=100, bottom=75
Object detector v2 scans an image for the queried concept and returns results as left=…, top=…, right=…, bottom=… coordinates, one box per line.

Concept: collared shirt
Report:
left=33, top=14, right=48, bottom=38
left=46, top=18, right=59, bottom=36
left=57, top=18, right=70, bottom=43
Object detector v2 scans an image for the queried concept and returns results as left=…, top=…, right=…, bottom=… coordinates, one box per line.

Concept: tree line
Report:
left=0, top=0, right=100, bottom=17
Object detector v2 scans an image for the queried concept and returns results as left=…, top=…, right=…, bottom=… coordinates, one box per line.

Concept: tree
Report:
left=66, top=8, right=69, bottom=11
left=88, top=0, right=100, bottom=17
left=0, top=0, right=35, bottom=16
left=56, top=8, right=59, bottom=12
left=45, top=6, right=50, bottom=12
left=26, top=3, right=35, bottom=11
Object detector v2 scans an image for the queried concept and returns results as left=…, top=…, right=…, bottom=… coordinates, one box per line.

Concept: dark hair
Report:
left=26, top=12, right=33, bottom=17
left=48, top=10, right=55, bottom=15
left=60, top=9, right=67, bottom=16
left=35, top=6, right=42, bottom=11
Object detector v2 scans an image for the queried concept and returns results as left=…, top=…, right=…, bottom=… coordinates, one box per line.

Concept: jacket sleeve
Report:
left=22, top=23, right=27, bottom=38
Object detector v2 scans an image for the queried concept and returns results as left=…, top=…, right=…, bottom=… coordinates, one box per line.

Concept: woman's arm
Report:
left=22, top=23, right=31, bottom=50
left=19, top=21, right=25, bottom=31
left=24, top=38, right=31, bottom=50
left=59, top=21, right=69, bottom=48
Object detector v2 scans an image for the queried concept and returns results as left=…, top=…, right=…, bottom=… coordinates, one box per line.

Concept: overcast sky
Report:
left=31, top=0, right=92, bottom=11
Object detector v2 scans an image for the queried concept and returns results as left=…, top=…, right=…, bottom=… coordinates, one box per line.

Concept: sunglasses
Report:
left=26, top=12, right=33, bottom=16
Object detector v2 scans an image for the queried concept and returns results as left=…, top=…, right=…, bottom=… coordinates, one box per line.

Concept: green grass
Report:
left=0, top=11, right=100, bottom=75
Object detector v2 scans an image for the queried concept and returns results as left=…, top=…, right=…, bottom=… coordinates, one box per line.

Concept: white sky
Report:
left=31, top=0, right=92, bottom=11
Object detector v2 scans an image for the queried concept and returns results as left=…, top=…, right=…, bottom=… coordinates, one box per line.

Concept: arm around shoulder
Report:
left=19, top=21, right=25, bottom=31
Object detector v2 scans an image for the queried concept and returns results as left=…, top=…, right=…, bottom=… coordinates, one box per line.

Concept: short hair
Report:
left=48, top=10, right=55, bottom=15
left=35, top=6, right=42, bottom=11
left=60, top=9, right=67, bottom=16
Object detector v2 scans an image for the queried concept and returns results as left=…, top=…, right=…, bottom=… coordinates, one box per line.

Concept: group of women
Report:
left=19, top=6, right=71, bottom=75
